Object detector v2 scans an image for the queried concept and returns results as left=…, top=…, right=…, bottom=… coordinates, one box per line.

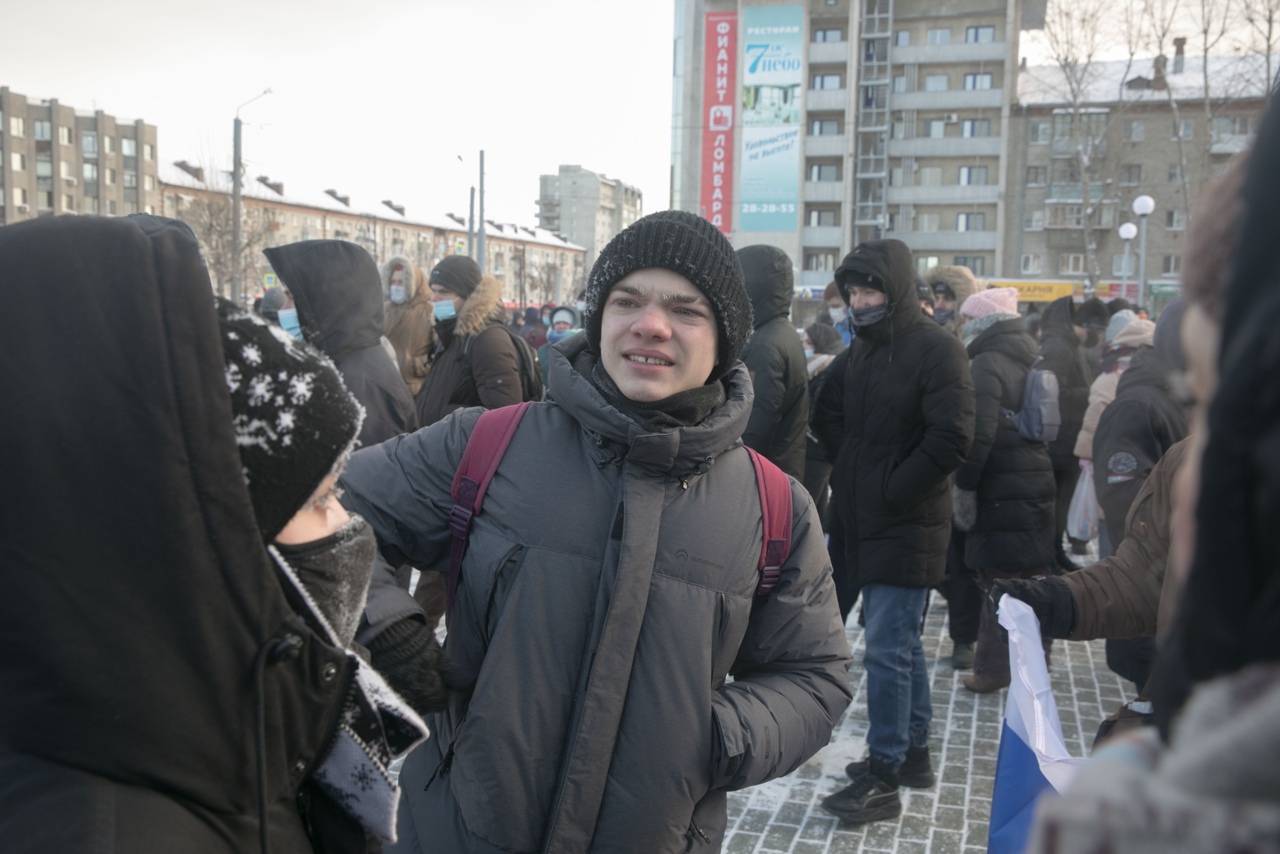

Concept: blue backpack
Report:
left=1004, top=357, right=1061, bottom=442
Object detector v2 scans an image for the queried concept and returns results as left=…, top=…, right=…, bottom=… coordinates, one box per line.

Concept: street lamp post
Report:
left=232, top=88, right=271, bottom=305
left=1118, top=221, right=1138, bottom=301
left=1132, top=195, right=1155, bottom=311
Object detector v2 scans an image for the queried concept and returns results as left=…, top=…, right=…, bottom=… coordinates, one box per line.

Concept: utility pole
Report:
left=477, top=150, right=486, bottom=273
left=467, top=186, right=475, bottom=259
left=231, top=88, right=271, bottom=304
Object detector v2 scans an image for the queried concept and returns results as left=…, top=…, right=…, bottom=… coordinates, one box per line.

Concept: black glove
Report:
left=990, top=575, right=1076, bottom=639
left=366, top=617, right=449, bottom=714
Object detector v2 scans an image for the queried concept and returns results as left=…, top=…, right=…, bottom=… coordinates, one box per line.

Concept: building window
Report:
left=83, top=195, right=98, bottom=214
left=82, top=131, right=98, bottom=158
left=893, top=76, right=907, bottom=93
left=957, top=212, right=986, bottom=231
left=107, top=200, right=118, bottom=215
left=103, top=136, right=114, bottom=154
left=1162, top=255, right=1182, bottom=275
left=1213, top=115, right=1250, bottom=136
left=954, top=256, right=986, bottom=274
left=1166, top=209, right=1187, bottom=230
left=37, top=191, right=53, bottom=211
left=143, top=143, right=154, bottom=161
left=11, top=152, right=25, bottom=171
left=895, top=30, right=910, bottom=46
left=106, top=168, right=116, bottom=185
left=965, top=25, right=996, bottom=42
left=919, top=166, right=943, bottom=186
left=927, top=28, right=950, bottom=44
left=804, top=251, right=837, bottom=271
left=807, top=208, right=840, bottom=226
left=962, top=119, right=991, bottom=137
left=59, top=125, right=72, bottom=145
left=1125, top=120, right=1145, bottom=141
left=812, top=73, right=843, bottom=90
left=926, top=120, right=946, bottom=138
left=890, top=167, right=904, bottom=186
left=34, top=120, right=52, bottom=141
left=915, top=256, right=941, bottom=273
left=123, top=171, right=138, bottom=189
left=1120, top=164, right=1142, bottom=185
left=924, top=74, right=948, bottom=92
left=124, top=200, right=139, bottom=215
left=810, top=119, right=840, bottom=135
left=1112, top=254, right=1136, bottom=276
left=1026, top=165, right=1048, bottom=186
left=60, top=161, right=72, bottom=179
left=808, top=163, right=840, bottom=181
left=1030, top=121, right=1051, bottom=144
left=36, top=152, right=53, bottom=178
left=121, top=138, right=137, bottom=157
left=63, top=194, right=76, bottom=212
left=144, top=174, right=155, bottom=191
left=83, top=162, right=98, bottom=182
left=144, top=204, right=154, bottom=215
left=1060, top=253, right=1086, bottom=274
left=814, top=28, right=843, bottom=42
left=1168, top=163, right=1183, bottom=183
left=963, top=73, right=993, bottom=91
left=13, top=187, right=27, bottom=206
left=958, top=166, right=988, bottom=185
left=1021, top=253, right=1043, bottom=274
left=916, top=213, right=940, bottom=232
left=1048, top=204, right=1084, bottom=228
left=1172, top=118, right=1194, bottom=140
left=887, top=213, right=899, bottom=231
left=10, top=116, right=25, bottom=137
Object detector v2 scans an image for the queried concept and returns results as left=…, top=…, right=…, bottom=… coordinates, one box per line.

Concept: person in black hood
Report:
left=814, top=238, right=974, bottom=825
left=264, top=240, right=418, bottom=448
left=737, top=244, right=809, bottom=480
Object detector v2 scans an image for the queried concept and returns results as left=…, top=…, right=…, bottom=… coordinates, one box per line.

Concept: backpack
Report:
left=463, top=326, right=545, bottom=403
left=444, top=402, right=792, bottom=622
left=1004, top=357, right=1061, bottom=442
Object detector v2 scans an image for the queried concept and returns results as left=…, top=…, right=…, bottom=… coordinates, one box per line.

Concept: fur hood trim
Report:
left=379, top=255, right=422, bottom=301
left=922, top=265, right=982, bottom=308
left=455, top=273, right=507, bottom=338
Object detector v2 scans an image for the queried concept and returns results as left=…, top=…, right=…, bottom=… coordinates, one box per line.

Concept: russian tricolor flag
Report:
left=987, top=596, right=1086, bottom=854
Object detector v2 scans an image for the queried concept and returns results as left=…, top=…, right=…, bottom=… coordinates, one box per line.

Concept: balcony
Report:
left=890, top=89, right=1004, bottom=111
left=803, top=225, right=844, bottom=246
left=806, top=88, right=848, bottom=111
left=887, top=137, right=1002, bottom=158
left=809, top=40, right=850, bottom=64
left=891, top=41, right=1007, bottom=65
left=886, top=184, right=1000, bottom=204
left=895, top=230, right=998, bottom=251
left=1210, top=132, right=1250, bottom=155
left=1047, top=182, right=1107, bottom=202
left=1051, top=138, right=1107, bottom=157
left=804, top=181, right=845, bottom=202
left=805, top=134, right=848, bottom=157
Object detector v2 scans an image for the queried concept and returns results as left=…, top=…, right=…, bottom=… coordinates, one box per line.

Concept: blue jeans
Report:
left=862, top=583, right=932, bottom=771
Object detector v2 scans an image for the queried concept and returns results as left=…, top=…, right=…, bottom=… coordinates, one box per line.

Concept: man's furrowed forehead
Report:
left=610, top=274, right=708, bottom=307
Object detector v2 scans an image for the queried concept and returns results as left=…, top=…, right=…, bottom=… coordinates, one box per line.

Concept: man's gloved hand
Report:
left=990, top=575, right=1076, bottom=639
left=365, top=616, right=449, bottom=715
left=952, top=487, right=978, bottom=532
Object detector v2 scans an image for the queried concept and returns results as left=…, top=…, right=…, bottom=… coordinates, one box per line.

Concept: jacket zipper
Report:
left=423, top=713, right=468, bottom=791
left=689, top=821, right=711, bottom=844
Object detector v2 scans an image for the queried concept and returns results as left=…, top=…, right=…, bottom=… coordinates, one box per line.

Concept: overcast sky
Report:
left=1, top=0, right=676, bottom=225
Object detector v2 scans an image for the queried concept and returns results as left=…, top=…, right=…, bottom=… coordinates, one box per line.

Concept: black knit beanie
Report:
left=217, top=298, right=364, bottom=541
left=584, top=210, right=752, bottom=380
left=429, top=255, right=482, bottom=299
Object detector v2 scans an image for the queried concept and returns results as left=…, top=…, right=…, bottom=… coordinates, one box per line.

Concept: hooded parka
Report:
left=1039, top=295, right=1093, bottom=468
left=339, top=336, right=852, bottom=853
left=811, top=239, right=975, bottom=589
left=265, top=240, right=419, bottom=446
left=738, top=245, right=809, bottom=480
left=953, top=317, right=1056, bottom=570
left=921, top=264, right=983, bottom=335
left=413, top=273, right=524, bottom=427
left=380, top=255, right=436, bottom=396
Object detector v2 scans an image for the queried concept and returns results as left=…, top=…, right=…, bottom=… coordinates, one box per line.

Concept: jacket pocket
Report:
left=484, top=544, right=525, bottom=644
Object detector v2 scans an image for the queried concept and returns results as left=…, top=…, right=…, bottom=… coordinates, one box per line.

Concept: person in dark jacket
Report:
left=537, top=304, right=583, bottom=389
left=1039, top=294, right=1095, bottom=570
left=737, top=244, right=809, bottom=480
left=801, top=322, right=845, bottom=521
left=947, top=287, right=1057, bottom=694
left=0, top=215, right=427, bottom=853
left=264, top=240, right=419, bottom=448
left=814, top=239, right=974, bottom=825
left=521, top=304, right=548, bottom=349
left=341, top=210, right=852, bottom=853
left=414, top=255, right=526, bottom=428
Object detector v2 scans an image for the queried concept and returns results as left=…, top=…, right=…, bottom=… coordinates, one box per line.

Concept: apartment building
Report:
left=537, top=164, right=643, bottom=272
left=0, top=87, right=159, bottom=225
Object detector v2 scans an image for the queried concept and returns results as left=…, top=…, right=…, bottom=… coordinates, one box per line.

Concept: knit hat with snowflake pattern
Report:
left=216, top=298, right=364, bottom=541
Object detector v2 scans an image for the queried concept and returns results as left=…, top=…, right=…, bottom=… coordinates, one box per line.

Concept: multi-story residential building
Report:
left=0, top=87, right=160, bottom=225
left=160, top=160, right=585, bottom=306
left=1002, top=46, right=1269, bottom=310
left=536, top=164, right=643, bottom=273
left=671, top=0, right=1041, bottom=299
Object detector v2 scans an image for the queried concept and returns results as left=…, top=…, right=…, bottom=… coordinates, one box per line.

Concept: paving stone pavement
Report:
left=721, top=589, right=1135, bottom=854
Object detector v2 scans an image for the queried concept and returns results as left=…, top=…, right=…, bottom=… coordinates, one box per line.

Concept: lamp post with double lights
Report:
left=1131, top=194, right=1155, bottom=311
left=1118, top=221, right=1138, bottom=301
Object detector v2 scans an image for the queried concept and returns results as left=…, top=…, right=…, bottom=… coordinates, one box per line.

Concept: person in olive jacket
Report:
left=814, top=239, right=974, bottom=825
left=737, top=244, right=809, bottom=480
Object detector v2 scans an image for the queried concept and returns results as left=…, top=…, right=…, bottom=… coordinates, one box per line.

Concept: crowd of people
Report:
left=2, top=100, right=1278, bottom=853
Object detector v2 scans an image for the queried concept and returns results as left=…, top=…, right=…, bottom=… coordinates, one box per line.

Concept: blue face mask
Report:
left=804, top=347, right=815, bottom=358
left=541, top=316, right=551, bottom=326
left=547, top=327, right=574, bottom=345
left=934, top=309, right=955, bottom=326
left=433, top=299, right=457, bottom=322
left=277, top=307, right=302, bottom=340
left=389, top=285, right=406, bottom=305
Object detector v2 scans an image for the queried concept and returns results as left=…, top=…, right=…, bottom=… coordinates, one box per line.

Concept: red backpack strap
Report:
left=745, top=447, right=792, bottom=604
left=446, top=402, right=532, bottom=622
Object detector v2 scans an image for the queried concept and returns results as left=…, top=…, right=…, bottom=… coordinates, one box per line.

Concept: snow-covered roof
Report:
left=158, top=160, right=584, bottom=252
left=1018, top=53, right=1276, bottom=106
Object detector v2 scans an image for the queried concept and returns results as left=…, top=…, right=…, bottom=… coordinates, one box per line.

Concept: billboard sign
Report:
left=700, top=12, right=737, bottom=235
left=739, top=4, right=803, bottom=232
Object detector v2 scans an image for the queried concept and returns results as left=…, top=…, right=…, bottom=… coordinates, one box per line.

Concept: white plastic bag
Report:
left=1067, top=460, right=1098, bottom=542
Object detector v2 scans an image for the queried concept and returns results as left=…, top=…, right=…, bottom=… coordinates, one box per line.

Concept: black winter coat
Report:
left=954, top=318, right=1057, bottom=570
left=1092, top=345, right=1189, bottom=546
left=740, top=245, right=809, bottom=480
left=1039, top=296, right=1093, bottom=468
left=264, top=240, right=418, bottom=446
left=812, top=239, right=975, bottom=589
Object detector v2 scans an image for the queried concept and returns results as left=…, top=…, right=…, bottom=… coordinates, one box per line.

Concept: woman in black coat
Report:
left=951, top=288, right=1057, bottom=693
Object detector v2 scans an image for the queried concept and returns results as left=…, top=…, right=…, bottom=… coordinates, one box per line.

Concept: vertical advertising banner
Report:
left=700, top=12, right=737, bottom=235
left=740, top=5, right=803, bottom=232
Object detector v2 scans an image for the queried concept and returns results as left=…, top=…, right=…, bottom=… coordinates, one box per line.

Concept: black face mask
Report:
left=934, top=309, right=955, bottom=326
left=274, top=514, right=377, bottom=647
left=1084, top=330, right=1101, bottom=349
left=851, top=303, right=892, bottom=329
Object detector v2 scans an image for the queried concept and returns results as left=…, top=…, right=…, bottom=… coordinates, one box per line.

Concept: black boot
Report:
left=846, top=745, right=935, bottom=788
left=822, top=758, right=901, bottom=824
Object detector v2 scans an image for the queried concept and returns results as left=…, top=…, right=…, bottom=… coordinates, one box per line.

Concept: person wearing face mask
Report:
left=813, top=239, right=974, bottom=825
left=819, top=280, right=856, bottom=346
left=537, top=304, right=582, bottom=389
left=379, top=256, right=436, bottom=397
left=0, top=215, right=429, bottom=853
left=922, top=264, right=983, bottom=336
